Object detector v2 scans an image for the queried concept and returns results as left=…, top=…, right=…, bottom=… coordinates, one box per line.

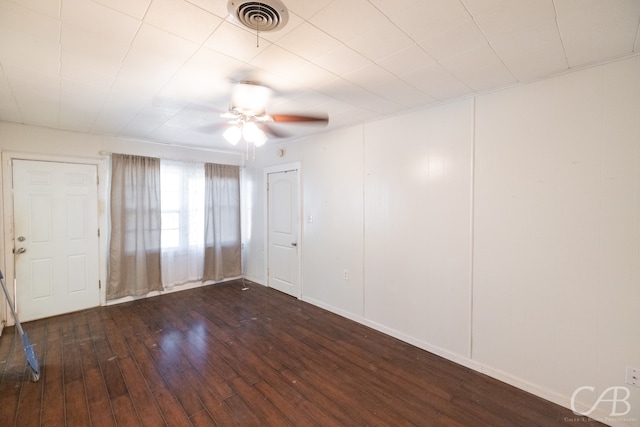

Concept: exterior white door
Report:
left=12, top=160, right=100, bottom=322
left=267, top=169, right=300, bottom=297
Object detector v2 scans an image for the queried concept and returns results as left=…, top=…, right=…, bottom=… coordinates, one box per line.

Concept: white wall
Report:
left=473, top=56, right=640, bottom=421
left=244, top=55, right=640, bottom=426
left=300, top=126, right=365, bottom=316
left=363, top=100, right=474, bottom=361
left=0, top=122, right=244, bottom=163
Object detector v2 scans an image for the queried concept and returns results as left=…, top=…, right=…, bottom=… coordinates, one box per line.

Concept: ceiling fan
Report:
left=220, top=81, right=329, bottom=149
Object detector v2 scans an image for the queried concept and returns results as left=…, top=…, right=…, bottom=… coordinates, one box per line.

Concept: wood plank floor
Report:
left=0, top=280, right=604, bottom=426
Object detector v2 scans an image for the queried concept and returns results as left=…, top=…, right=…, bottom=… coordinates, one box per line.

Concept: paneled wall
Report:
left=299, top=126, right=365, bottom=316
left=473, top=57, right=640, bottom=418
left=363, top=100, right=474, bottom=361
left=244, top=55, right=640, bottom=425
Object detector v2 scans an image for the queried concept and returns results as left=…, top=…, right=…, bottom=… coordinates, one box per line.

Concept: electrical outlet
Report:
left=627, top=367, right=639, bottom=387
left=343, top=270, right=349, bottom=280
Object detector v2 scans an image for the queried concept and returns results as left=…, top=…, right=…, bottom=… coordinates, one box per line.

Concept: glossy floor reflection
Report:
left=0, top=280, right=605, bottom=426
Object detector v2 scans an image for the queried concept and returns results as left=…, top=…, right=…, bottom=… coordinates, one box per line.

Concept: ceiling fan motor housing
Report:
left=227, top=0, right=289, bottom=32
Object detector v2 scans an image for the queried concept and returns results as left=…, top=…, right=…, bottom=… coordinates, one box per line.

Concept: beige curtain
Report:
left=203, top=163, right=241, bottom=281
left=108, top=154, right=163, bottom=299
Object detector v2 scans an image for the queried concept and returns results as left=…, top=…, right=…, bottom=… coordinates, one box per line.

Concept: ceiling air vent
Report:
left=227, top=0, right=289, bottom=32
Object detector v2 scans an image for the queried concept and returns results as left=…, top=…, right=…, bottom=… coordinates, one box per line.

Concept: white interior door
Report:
left=12, top=160, right=100, bottom=322
left=267, top=169, right=300, bottom=297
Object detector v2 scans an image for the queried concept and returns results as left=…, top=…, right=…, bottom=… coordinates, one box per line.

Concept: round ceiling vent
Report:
left=227, top=0, right=289, bottom=33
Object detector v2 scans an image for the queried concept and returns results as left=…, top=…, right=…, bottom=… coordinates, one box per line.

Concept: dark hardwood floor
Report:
left=0, top=280, right=604, bottom=426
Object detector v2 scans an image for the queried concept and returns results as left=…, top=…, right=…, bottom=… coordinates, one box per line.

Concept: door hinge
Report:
left=99, top=280, right=101, bottom=289
left=98, top=228, right=100, bottom=237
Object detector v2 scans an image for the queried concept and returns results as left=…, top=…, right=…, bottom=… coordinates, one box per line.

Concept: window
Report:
left=160, top=160, right=205, bottom=287
left=109, top=155, right=241, bottom=297
left=160, top=160, right=204, bottom=249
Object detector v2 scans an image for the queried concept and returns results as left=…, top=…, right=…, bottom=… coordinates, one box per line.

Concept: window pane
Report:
left=160, top=160, right=205, bottom=250
left=162, top=212, right=180, bottom=229
left=162, top=169, right=181, bottom=192
left=162, top=229, right=179, bottom=248
left=188, top=177, right=204, bottom=246
left=162, top=190, right=181, bottom=211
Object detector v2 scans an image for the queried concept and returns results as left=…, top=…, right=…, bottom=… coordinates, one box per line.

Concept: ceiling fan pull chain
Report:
left=256, top=2, right=262, bottom=47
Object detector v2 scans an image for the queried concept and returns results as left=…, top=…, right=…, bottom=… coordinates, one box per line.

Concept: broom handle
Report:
left=0, top=270, right=25, bottom=336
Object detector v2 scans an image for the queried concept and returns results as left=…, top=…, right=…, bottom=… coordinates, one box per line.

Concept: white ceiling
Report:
left=0, top=0, right=639, bottom=152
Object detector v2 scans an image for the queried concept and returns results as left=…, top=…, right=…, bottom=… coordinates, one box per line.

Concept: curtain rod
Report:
left=97, top=150, right=245, bottom=167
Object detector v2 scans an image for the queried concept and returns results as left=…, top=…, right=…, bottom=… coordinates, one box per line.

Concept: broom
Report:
left=0, top=269, right=40, bottom=382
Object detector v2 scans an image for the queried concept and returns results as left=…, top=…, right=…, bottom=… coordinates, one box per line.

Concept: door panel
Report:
left=12, top=160, right=100, bottom=321
left=267, top=170, right=299, bottom=297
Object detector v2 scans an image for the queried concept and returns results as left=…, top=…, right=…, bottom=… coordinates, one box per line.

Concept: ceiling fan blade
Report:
left=270, top=114, right=328, bottom=125
left=258, top=123, right=289, bottom=139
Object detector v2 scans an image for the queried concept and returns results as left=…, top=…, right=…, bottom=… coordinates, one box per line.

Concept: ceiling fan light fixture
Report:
left=223, top=125, right=242, bottom=145
left=243, top=121, right=267, bottom=146
left=219, top=80, right=328, bottom=154
left=253, top=135, right=267, bottom=147
left=232, top=81, right=272, bottom=114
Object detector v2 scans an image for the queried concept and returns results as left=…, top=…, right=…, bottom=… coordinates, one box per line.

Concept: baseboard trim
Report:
left=105, top=276, right=243, bottom=306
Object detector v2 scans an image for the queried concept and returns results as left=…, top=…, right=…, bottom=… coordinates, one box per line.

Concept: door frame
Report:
left=1, top=151, right=108, bottom=329
left=263, top=162, right=302, bottom=298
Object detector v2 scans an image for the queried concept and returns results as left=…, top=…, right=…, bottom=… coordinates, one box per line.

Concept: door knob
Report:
left=15, top=247, right=26, bottom=254
left=291, top=242, right=297, bottom=247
